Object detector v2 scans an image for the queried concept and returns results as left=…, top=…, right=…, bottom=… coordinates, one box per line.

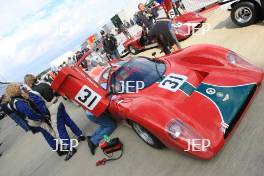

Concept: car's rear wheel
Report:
left=131, top=121, right=165, bottom=149
left=231, top=1, right=258, bottom=27
left=128, top=45, right=138, bottom=55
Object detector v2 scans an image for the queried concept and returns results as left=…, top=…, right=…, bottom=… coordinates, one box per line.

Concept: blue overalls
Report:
left=86, top=111, right=117, bottom=146
left=14, top=96, right=57, bottom=150
left=0, top=103, right=30, bottom=132
left=28, top=92, right=83, bottom=150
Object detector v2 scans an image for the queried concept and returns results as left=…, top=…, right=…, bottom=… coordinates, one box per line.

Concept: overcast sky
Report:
left=0, top=0, right=142, bottom=82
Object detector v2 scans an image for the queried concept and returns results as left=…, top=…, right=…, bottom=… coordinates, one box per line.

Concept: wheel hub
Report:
left=133, top=123, right=155, bottom=145
left=129, top=46, right=136, bottom=54
left=235, top=7, right=253, bottom=23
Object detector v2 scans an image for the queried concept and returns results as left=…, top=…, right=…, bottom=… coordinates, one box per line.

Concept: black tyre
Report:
left=131, top=121, right=165, bottom=149
left=128, top=45, right=138, bottom=55
left=231, top=1, right=258, bottom=27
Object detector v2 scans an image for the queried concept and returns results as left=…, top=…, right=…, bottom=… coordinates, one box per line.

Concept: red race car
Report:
left=52, top=44, right=263, bottom=159
left=124, top=12, right=207, bottom=55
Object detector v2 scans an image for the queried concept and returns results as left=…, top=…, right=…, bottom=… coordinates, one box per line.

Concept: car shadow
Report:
left=214, top=16, right=239, bottom=29
left=256, top=20, right=264, bottom=26
left=214, top=16, right=264, bottom=29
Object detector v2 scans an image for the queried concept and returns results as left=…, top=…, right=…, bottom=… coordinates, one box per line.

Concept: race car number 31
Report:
left=159, top=73, right=187, bottom=92
left=75, top=85, right=102, bottom=110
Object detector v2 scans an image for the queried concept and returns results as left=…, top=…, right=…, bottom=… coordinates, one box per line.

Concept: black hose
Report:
left=103, top=143, right=124, bottom=162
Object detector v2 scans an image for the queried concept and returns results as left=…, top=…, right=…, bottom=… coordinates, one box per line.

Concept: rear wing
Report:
left=51, top=51, right=110, bottom=117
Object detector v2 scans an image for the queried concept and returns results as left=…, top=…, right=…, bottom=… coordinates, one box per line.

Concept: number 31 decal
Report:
left=159, top=73, right=187, bottom=92
left=75, top=85, right=102, bottom=110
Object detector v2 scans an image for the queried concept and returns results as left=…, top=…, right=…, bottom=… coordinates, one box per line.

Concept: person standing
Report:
left=134, top=3, right=159, bottom=46
left=135, top=3, right=159, bottom=30
left=101, top=30, right=120, bottom=60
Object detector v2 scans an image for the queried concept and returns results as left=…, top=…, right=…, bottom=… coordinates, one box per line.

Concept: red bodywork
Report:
left=123, top=12, right=207, bottom=53
left=52, top=44, right=263, bottom=159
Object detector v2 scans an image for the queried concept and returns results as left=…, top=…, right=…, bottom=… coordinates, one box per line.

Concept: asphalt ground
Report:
left=0, top=7, right=264, bottom=176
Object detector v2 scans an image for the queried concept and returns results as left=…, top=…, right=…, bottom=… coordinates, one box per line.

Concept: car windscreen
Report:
left=110, top=57, right=166, bottom=93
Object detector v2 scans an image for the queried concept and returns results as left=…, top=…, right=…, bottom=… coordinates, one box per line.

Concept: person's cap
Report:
left=100, top=30, right=105, bottom=35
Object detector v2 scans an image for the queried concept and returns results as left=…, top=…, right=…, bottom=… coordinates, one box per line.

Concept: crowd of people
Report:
left=0, top=1, right=183, bottom=160
left=50, top=48, right=89, bottom=75
left=96, top=1, right=183, bottom=60
left=52, top=0, right=183, bottom=73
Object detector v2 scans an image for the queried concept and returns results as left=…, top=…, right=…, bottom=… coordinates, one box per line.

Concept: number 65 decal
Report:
left=75, top=85, right=102, bottom=110
left=159, top=73, right=187, bottom=92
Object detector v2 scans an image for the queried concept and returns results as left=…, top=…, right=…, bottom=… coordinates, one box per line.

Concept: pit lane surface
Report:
left=0, top=7, right=264, bottom=176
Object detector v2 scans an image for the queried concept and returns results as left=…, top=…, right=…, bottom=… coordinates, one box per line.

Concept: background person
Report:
left=134, top=3, right=159, bottom=46
left=24, top=74, right=55, bottom=102
left=148, top=19, right=181, bottom=54
left=135, top=3, right=159, bottom=30
left=101, top=30, right=120, bottom=60
left=75, top=51, right=83, bottom=61
left=67, top=57, right=75, bottom=67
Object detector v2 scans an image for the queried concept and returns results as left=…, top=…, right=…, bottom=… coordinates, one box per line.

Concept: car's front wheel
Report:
left=131, top=121, right=165, bottom=149
left=128, top=45, right=138, bottom=55
left=231, top=1, right=259, bottom=27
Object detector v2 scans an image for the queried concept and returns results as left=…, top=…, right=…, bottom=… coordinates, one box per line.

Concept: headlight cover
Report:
left=226, top=51, right=238, bottom=64
left=166, top=119, right=211, bottom=152
left=226, top=50, right=259, bottom=71
left=167, top=120, right=182, bottom=139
